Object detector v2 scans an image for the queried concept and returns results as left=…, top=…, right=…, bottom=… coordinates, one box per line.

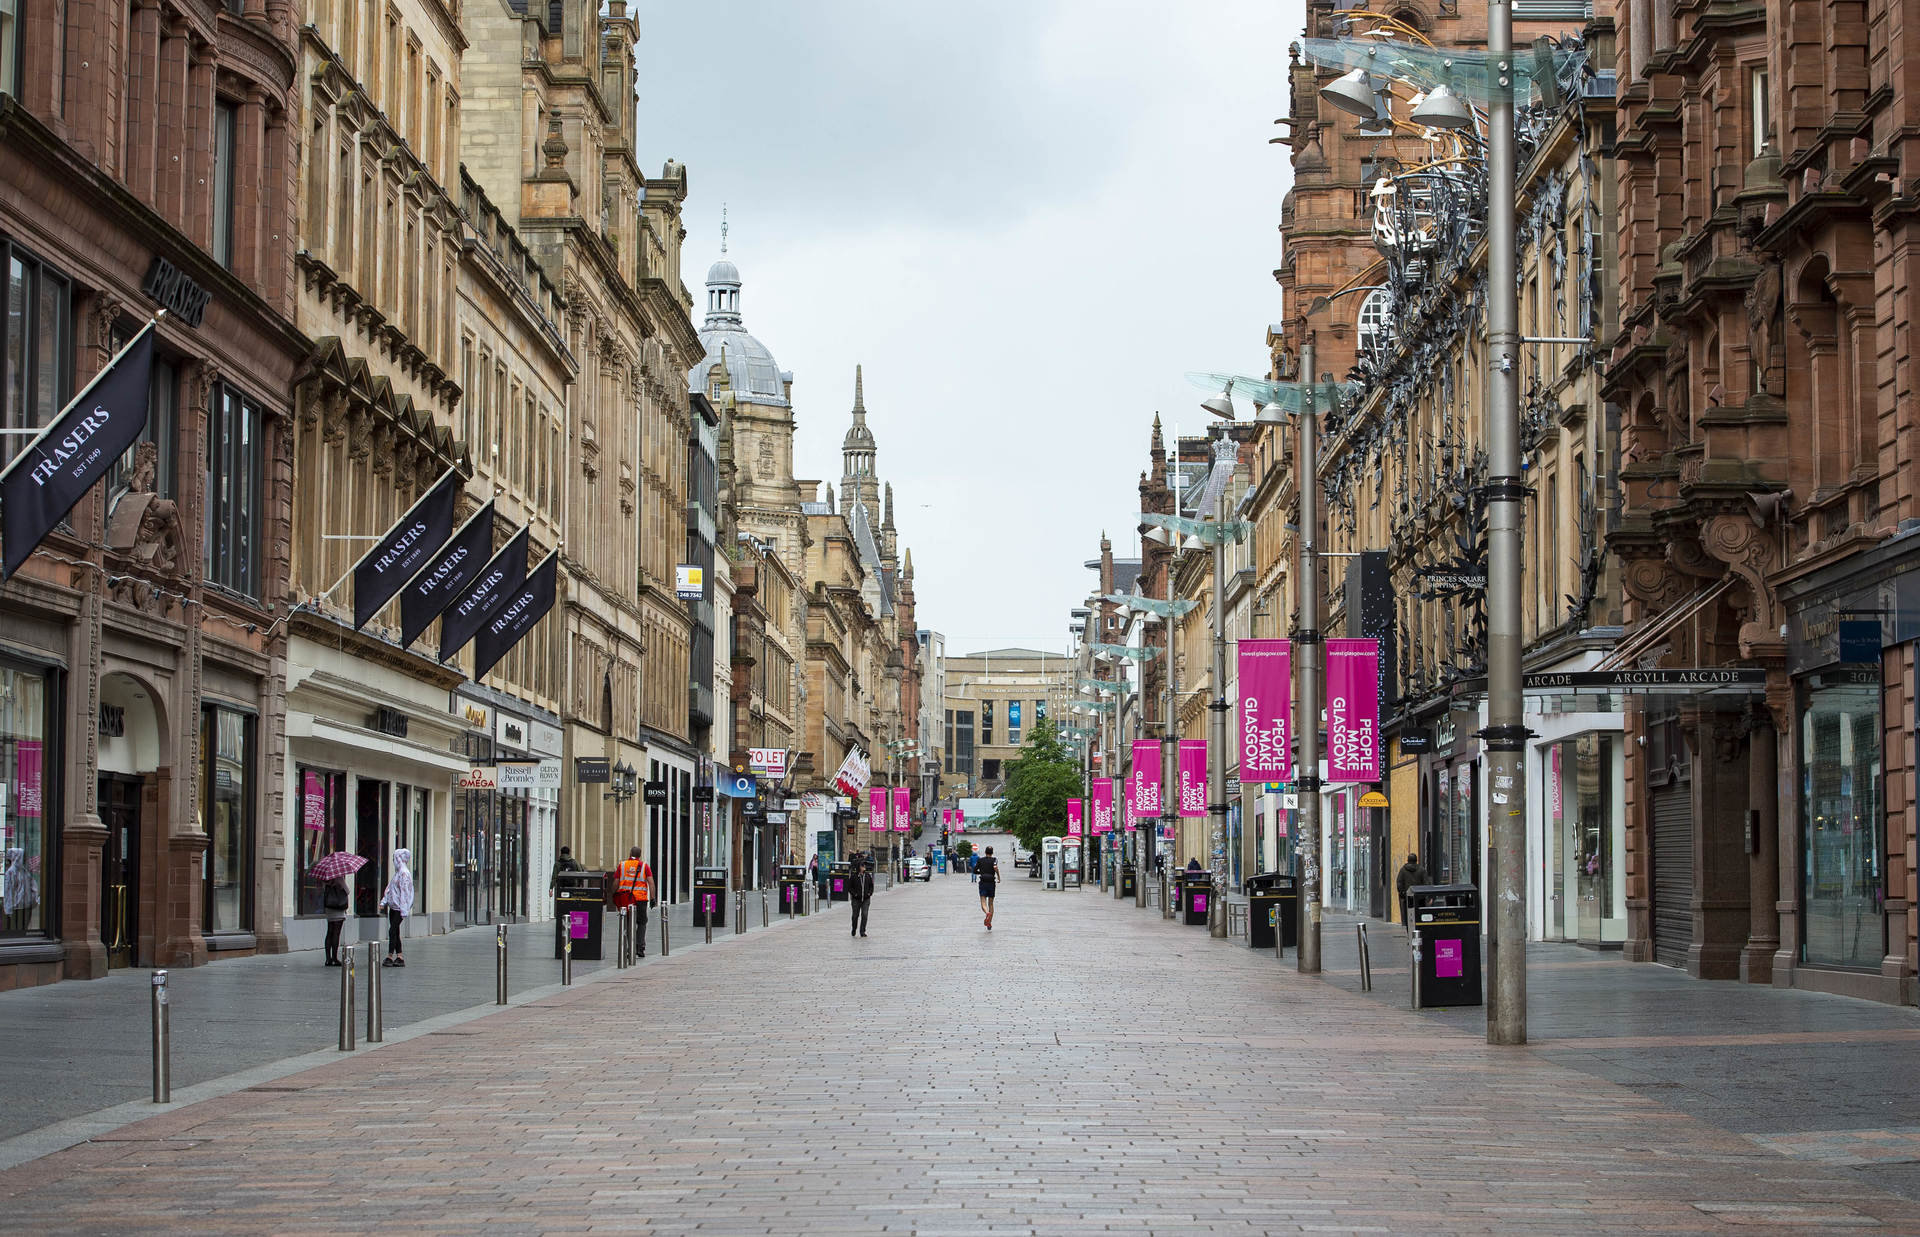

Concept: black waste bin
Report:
left=829, top=861, right=851, bottom=902
left=778, top=865, right=807, bottom=916
left=1178, top=871, right=1213, bottom=926
left=1408, top=883, right=1482, bottom=1007
left=692, top=866, right=728, bottom=928
left=554, top=870, right=606, bottom=960
left=1245, top=871, right=1298, bottom=950
left=1119, top=863, right=1137, bottom=898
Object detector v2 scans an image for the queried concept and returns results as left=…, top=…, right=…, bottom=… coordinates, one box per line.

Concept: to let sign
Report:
left=749, top=748, right=788, bottom=777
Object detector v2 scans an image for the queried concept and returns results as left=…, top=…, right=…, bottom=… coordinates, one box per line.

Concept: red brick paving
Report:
left=2, top=876, right=1916, bottom=1235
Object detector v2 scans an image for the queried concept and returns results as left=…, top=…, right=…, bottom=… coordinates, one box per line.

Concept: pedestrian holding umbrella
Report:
left=309, top=851, right=365, bottom=966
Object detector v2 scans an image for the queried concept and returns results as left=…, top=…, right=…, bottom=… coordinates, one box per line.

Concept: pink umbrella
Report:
left=308, top=852, right=366, bottom=882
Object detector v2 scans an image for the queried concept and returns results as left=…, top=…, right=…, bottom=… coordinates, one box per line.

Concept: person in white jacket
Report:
left=377, top=848, right=414, bottom=967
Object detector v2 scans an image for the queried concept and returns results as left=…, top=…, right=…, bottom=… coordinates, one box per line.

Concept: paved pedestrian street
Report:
left=3, top=874, right=1919, bottom=1236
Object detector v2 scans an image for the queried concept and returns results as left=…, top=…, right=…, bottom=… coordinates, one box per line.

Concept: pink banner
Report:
left=1067, top=798, right=1083, bottom=836
left=1128, top=740, right=1160, bottom=820
left=868, top=786, right=887, bottom=832
left=1238, top=638, right=1292, bottom=782
left=1178, top=739, right=1207, bottom=818
left=1091, top=778, right=1115, bottom=834
left=302, top=770, right=326, bottom=831
left=1326, top=638, right=1380, bottom=782
left=15, top=740, right=42, bottom=816
left=892, top=786, right=910, bottom=832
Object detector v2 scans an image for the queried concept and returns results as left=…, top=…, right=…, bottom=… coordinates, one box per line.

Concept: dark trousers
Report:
left=635, top=902, right=649, bottom=954
left=850, top=898, right=870, bottom=935
left=324, top=918, right=344, bottom=962
left=387, top=909, right=403, bottom=955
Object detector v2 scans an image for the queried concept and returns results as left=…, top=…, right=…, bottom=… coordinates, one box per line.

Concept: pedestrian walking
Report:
left=549, top=845, right=582, bottom=892
left=377, top=848, right=413, bottom=966
left=976, top=846, right=1000, bottom=929
left=322, top=871, right=350, bottom=966
left=968, top=852, right=978, bottom=883
left=614, top=846, right=654, bottom=957
left=848, top=854, right=875, bottom=938
left=1395, top=852, right=1429, bottom=927
left=809, top=853, right=822, bottom=897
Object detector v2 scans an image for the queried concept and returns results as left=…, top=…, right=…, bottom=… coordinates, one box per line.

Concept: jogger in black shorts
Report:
left=976, top=846, right=1000, bottom=929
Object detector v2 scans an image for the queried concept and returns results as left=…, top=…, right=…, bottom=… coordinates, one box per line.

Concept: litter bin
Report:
left=778, top=865, right=807, bottom=916
left=829, top=861, right=851, bottom=902
left=692, top=866, right=728, bottom=928
left=1119, top=863, right=1137, bottom=899
left=554, top=870, right=606, bottom=960
left=1178, top=871, right=1213, bottom=926
left=1408, top=883, right=1482, bottom=1008
left=1245, top=872, right=1298, bottom=951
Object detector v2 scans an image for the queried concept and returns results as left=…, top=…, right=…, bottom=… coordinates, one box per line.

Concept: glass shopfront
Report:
left=1799, top=678, right=1884, bottom=969
left=295, top=767, right=347, bottom=916
left=1545, top=732, right=1625, bottom=944
left=0, top=661, right=56, bottom=939
left=200, top=705, right=254, bottom=934
left=453, top=783, right=528, bottom=926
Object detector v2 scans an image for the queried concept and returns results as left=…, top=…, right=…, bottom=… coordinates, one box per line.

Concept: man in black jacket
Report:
left=849, top=854, right=876, bottom=938
left=1395, top=853, right=1429, bottom=928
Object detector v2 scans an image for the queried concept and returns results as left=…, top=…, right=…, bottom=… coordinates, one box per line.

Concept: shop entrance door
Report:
left=98, top=774, right=142, bottom=969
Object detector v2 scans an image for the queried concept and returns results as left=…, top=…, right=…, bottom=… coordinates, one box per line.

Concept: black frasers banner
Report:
left=400, top=500, right=494, bottom=649
left=438, top=525, right=528, bottom=663
left=352, top=469, right=460, bottom=630
left=471, top=552, right=557, bottom=681
left=1, top=328, right=155, bottom=578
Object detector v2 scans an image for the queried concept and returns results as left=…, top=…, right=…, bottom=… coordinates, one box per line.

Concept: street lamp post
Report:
left=1294, top=341, right=1323, bottom=973
left=1480, top=0, right=1530, bottom=1048
left=1302, top=10, right=1541, bottom=1039
left=1207, top=462, right=1231, bottom=939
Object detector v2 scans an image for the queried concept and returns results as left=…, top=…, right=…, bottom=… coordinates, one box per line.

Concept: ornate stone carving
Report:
left=370, top=424, right=395, bottom=475
left=105, top=443, right=184, bottom=575
left=1744, top=263, right=1781, bottom=396
left=347, top=406, right=373, bottom=460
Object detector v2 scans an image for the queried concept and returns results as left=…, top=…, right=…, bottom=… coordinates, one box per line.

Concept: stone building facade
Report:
left=1605, top=0, right=1917, bottom=1003
left=463, top=0, right=702, bottom=901
left=0, top=0, right=303, bottom=987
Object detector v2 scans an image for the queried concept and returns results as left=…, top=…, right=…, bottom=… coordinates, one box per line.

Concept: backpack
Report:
left=322, top=882, right=350, bottom=912
left=977, top=856, right=998, bottom=883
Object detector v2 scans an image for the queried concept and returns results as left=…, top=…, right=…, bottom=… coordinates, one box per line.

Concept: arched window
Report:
left=1358, top=287, right=1392, bottom=353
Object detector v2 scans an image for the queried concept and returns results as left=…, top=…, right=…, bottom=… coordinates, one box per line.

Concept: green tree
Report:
left=987, top=719, right=1081, bottom=853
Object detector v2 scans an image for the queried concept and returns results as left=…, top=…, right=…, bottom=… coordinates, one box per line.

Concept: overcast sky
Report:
left=636, top=1, right=1301, bottom=656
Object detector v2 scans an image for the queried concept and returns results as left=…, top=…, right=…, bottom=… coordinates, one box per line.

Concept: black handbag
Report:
left=323, top=882, right=350, bottom=911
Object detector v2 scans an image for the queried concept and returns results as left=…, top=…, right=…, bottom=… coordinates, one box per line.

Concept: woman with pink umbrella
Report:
left=309, top=850, right=365, bottom=966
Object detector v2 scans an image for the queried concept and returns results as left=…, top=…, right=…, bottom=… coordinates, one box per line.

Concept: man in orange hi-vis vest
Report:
left=615, top=846, right=653, bottom=957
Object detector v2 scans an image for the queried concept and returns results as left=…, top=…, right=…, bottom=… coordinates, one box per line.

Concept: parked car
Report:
left=906, top=855, right=931, bottom=881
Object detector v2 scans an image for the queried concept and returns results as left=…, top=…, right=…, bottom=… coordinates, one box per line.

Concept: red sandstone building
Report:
left=0, top=1, right=302, bottom=989
left=1606, top=0, right=1917, bottom=1003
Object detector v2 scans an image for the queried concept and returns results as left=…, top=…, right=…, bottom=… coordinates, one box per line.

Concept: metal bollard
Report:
left=661, top=900, right=671, bottom=957
left=1162, top=873, right=1172, bottom=920
left=761, top=886, right=770, bottom=928
left=561, top=931, right=573, bottom=985
left=735, top=890, right=746, bottom=935
left=1357, top=922, right=1373, bottom=992
left=366, top=941, right=383, bottom=1043
left=338, top=948, right=356, bottom=1051
left=496, top=923, right=509, bottom=1005
left=150, top=970, right=170, bottom=1103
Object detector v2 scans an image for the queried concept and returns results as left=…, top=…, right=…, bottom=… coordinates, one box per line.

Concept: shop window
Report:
left=1, top=242, right=72, bottom=473
left=295, top=768, right=347, bottom=915
left=1799, top=680, right=1883, bottom=969
left=205, top=383, right=262, bottom=597
left=0, top=662, right=56, bottom=939
left=201, top=705, right=253, bottom=933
